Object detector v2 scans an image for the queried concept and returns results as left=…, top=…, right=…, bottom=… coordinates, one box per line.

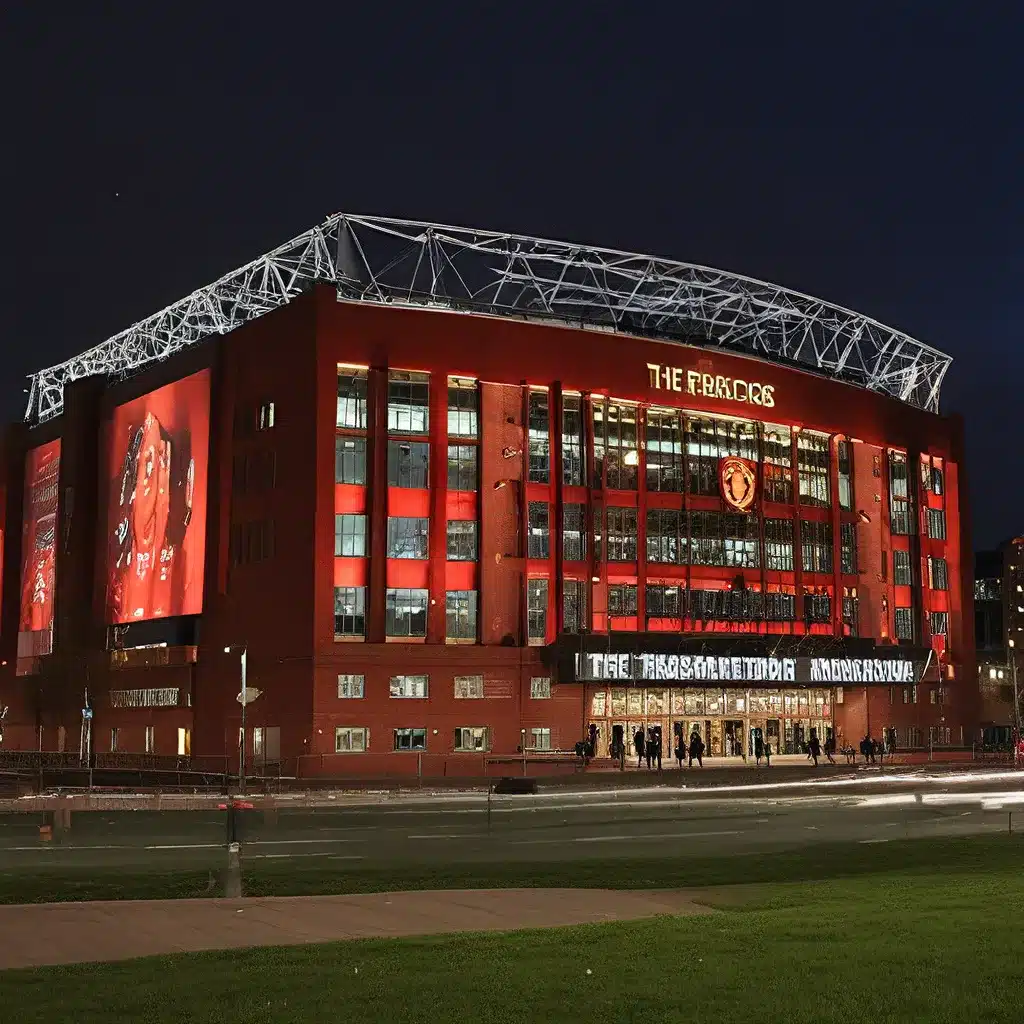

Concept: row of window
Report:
left=334, top=437, right=480, bottom=490
left=338, top=371, right=479, bottom=439
left=335, top=587, right=479, bottom=640
left=532, top=506, right=856, bottom=573
left=889, top=452, right=947, bottom=537
left=335, top=725, right=554, bottom=753
left=893, top=608, right=948, bottom=640
left=335, top=515, right=477, bottom=561
left=337, top=674, right=552, bottom=700
left=529, top=395, right=853, bottom=505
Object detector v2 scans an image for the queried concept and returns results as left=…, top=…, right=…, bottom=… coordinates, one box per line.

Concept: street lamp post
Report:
left=225, top=646, right=256, bottom=794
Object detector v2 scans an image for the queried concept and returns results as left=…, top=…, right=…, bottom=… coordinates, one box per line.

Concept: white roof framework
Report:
left=25, top=214, right=952, bottom=422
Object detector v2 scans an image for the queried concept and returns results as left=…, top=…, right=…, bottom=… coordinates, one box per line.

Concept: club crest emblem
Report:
left=719, top=457, right=757, bottom=512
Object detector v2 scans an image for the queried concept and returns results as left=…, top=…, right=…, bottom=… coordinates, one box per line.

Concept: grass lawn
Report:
left=3, top=847, right=1024, bottom=1022
left=2, top=833, right=1024, bottom=904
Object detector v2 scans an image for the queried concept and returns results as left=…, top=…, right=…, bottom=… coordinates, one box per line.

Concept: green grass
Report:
left=4, top=851, right=1024, bottom=1022
left=1, top=834, right=1024, bottom=904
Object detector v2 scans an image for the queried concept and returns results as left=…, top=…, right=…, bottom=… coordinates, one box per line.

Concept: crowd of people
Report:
left=584, top=723, right=900, bottom=770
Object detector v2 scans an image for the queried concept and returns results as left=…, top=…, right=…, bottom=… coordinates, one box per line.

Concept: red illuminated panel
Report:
left=18, top=440, right=61, bottom=657
left=105, top=370, right=210, bottom=624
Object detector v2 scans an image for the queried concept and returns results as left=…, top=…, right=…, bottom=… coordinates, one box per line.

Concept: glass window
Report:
left=528, top=579, right=548, bottom=644
left=689, top=511, right=724, bottom=566
left=530, top=727, right=552, bottom=750
left=562, top=395, right=584, bottom=486
left=801, top=520, right=833, bottom=574
left=803, top=591, right=831, bottom=624
left=645, top=410, right=684, bottom=493
left=447, top=444, right=478, bottom=491
left=646, top=508, right=684, bottom=564
left=931, top=465, right=944, bottom=495
left=605, top=507, right=638, bottom=562
left=889, top=451, right=913, bottom=535
left=927, top=508, right=947, bottom=541
left=335, top=726, right=368, bottom=752
left=930, top=611, right=949, bottom=635
left=446, top=590, right=478, bottom=640
left=838, top=440, right=853, bottom=511
left=798, top=432, right=831, bottom=507
left=335, top=437, right=366, bottom=485
left=387, top=517, right=429, bottom=559
left=894, top=606, right=914, bottom=641
left=528, top=502, right=550, bottom=559
left=454, top=675, right=484, bottom=699
left=608, top=584, right=638, bottom=617
left=335, top=514, right=366, bottom=557
left=765, top=518, right=794, bottom=571
left=724, top=514, right=760, bottom=568
left=765, top=591, right=796, bottom=621
left=448, top=379, right=478, bottom=438
left=563, top=503, right=586, bottom=561
left=447, top=520, right=478, bottom=561
left=842, top=590, right=859, bottom=636
left=388, top=371, right=429, bottom=434
left=563, top=580, right=587, bottom=633
left=646, top=584, right=682, bottom=621
left=337, top=674, right=365, bottom=698
left=528, top=390, right=550, bottom=483
left=390, top=675, right=428, bottom=698
left=334, top=587, right=366, bottom=637
left=840, top=522, right=857, bottom=574
left=393, top=727, right=426, bottom=751
left=893, top=548, right=913, bottom=586
left=258, top=402, right=275, bottom=431
left=337, top=368, right=368, bottom=429
left=385, top=589, right=428, bottom=637
left=388, top=441, right=429, bottom=488
left=763, top=425, right=793, bottom=504
left=593, top=402, right=638, bottom=490
left=454, top=727, right=489, bottom=752
left=685, top=416, right=756, bottom=496
left=929, top=556, right=949, bottom=591
left=530, top=677, right=552, bottom=699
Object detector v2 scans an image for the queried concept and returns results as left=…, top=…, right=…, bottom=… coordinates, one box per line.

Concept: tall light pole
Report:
left=225, top=646, right=258, bottom=794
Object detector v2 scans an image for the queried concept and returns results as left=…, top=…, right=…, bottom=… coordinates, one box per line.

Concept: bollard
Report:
left=486, top=784, right=492, bottom=835
left=224, top=842, right=243, bottom=898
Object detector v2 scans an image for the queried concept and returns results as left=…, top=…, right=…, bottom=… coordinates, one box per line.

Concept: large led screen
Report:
left=18, top=439, right=61, bottom=657
left=105, top=369, right=210, bottom=624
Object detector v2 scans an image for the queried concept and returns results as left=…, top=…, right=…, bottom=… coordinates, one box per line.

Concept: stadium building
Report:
left=0, top=215, right=974, bottom=775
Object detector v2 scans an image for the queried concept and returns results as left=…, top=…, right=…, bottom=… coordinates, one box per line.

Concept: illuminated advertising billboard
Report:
left=18, top=439, right=61, bottom=657
left=105, top=370, right=210, bottom=624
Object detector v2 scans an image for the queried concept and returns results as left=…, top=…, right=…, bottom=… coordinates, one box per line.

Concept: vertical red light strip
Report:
left=427, top=373, right=447, bottom=643
left=551, top=382, right=564, bottom=636
left=366, top=367, right=388, bottom=643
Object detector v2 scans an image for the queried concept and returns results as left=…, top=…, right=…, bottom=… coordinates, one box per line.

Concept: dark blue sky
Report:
left=1, top=4, right=1019, bottom=546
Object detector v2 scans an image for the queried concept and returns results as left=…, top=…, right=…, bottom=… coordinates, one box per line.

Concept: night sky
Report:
left=2, top=5, right=1019, bottom=548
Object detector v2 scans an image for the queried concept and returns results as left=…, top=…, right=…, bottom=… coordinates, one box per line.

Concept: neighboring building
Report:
left=977, top=539, right=1024, bottom=745
left=975, top=546, right=1011, bottom=743
left=0, top=215, right=974, bottom=774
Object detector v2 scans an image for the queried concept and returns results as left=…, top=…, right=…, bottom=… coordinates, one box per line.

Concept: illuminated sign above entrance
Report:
left=646, top=363, right=776, bottom=408
left=574, top=652, right=919, bottom=686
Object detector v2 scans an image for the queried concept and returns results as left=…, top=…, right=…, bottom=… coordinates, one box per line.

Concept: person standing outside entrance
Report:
left=633, top=727, right=645, bottom=768
left=754, top=732, right=765, bottom=767
left=808, top=732, right=822, bottom=767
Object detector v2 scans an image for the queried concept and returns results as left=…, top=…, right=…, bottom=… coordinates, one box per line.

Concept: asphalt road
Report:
left=1, top=771, right=1022, bottom=872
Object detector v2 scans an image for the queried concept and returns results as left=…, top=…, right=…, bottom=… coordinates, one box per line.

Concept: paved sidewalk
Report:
left=0, top=889, right=713, bottom=970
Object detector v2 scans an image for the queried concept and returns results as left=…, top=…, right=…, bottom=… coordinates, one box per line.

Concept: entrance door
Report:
left=724, top=720, right=744, bottom=757
left=766, top=719, right=781, bottom=757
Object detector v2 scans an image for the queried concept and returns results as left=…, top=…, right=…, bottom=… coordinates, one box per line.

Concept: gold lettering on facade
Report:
left=646, top=363, right=776, bottom=408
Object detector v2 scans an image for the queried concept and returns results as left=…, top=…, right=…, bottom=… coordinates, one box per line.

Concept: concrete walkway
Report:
left=0, top=889, right=714, bottom=970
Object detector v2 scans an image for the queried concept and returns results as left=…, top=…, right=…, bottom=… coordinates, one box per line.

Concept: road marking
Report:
left=248, top=852, right=365, bottom=861
left=406, top=834, right=470, bottom=840
left=574, top=830, right=742, bottom=843
left=860, top=838, right=889, bottom=844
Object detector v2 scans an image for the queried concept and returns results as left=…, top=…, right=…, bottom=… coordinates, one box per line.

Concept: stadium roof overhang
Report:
left=24, top=214, right=953, bottom=423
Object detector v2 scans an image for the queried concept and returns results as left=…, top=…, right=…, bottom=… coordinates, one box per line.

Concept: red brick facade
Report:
left=0, top=285, right=975, bottom=772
